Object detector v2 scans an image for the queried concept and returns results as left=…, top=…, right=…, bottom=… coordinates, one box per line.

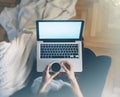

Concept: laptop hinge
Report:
left=42, top=39, right=76, bottom=42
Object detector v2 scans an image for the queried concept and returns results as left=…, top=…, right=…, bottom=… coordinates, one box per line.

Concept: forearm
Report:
left=38, top=81, right=49, bottom=94
left=39, top=84, right=47, bottom=93
left=70, top=77, right=83, bottom=97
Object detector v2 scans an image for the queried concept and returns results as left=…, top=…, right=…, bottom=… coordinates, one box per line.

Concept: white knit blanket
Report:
left=0, top=0, right=77, bottom=97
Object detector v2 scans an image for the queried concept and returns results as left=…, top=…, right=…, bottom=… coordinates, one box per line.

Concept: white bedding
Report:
left=0, top=0, right=77, bottom=41
left=0, top=30, right=36, bottom=97
left=0, top=0, right=77, bottom=96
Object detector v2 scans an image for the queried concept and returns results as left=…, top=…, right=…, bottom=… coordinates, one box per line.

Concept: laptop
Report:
left=36, top=20, right=84, bottom=72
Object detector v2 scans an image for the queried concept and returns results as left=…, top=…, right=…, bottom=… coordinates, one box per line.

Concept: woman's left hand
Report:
left=39, top=63, right=59, bottom=93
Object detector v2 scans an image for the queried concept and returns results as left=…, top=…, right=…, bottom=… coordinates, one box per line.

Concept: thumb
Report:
left=51, top=72, right=60, bottom=79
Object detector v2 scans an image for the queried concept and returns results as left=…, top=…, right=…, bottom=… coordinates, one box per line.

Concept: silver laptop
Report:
left=36, top=20, right=84, bottom=72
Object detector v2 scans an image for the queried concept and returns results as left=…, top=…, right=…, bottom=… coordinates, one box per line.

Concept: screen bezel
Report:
left=36, top=20, right=84, bottom=42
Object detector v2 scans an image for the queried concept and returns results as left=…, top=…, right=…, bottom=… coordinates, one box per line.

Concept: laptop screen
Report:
left=36, top=20, right=84, bottom=41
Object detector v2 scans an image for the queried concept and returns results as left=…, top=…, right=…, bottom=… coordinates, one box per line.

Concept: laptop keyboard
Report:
left=40, top=44, right=79, bottom=58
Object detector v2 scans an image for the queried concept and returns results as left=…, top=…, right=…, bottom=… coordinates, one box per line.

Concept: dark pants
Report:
left=79, top=48, right=111, bottom=97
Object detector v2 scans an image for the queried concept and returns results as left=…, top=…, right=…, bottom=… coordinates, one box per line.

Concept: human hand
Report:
left=61, top=61, right=76, bottom=81
left=39, top=63, right=60, bottom=93
left=61, top=61, right=83, bottom=97
left=42, top=63, right=60, bottom=85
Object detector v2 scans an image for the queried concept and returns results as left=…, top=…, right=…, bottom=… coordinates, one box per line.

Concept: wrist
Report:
left=69, top=76, right=77, bottom=82
left=69, top=77, right=79, bottom=89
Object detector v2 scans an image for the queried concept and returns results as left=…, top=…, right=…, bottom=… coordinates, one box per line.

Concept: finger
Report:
left=46, top=61, right=56, bottom=71
left=62, top=61, right=71, bottom=69
left=43, top=65, right=48, bottom=75
left=61, top=61, right=69, bottom=73
left=44, top=63, right=52, bottom=74
left=63, top=61, right=74, bottom=71
left=51, top=72, right=60, bottom=79
left=46, top=63, right=52, bottom=73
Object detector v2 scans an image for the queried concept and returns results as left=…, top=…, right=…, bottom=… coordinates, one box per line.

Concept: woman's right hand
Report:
left=61, top=61, right=76, bottom=81
left=61, top=61, right=83, bottom=97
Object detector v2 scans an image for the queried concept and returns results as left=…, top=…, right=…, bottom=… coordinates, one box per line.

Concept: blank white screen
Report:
left=38, top=22, right=82, bottom=39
